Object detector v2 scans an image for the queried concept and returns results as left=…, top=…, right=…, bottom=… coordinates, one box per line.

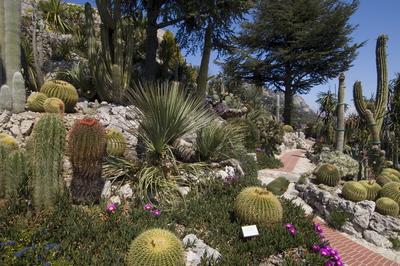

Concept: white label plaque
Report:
left=241, top=225, right=259, bottom=238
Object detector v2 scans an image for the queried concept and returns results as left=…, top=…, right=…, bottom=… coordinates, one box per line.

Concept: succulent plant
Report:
left=380, top=182, right=400, bottom=205
left=376, top=174, right=395, bottom=186
left=126, top=228, right=185, bottom=266
left=27, top=92, right=48, bottom=112
left=375, top=197, right=399, bottom=217
left=43, top=97, right=65, bottom=113
left=382, top=168, right=400, bottom=179
left=380, top=172, right=400, bottom=182
left=106, top=128, right=127, bottom=157
left=0, top=133, right=18, bottom=150
left=0, top=144, right=10, bottom=197
left=359, top=180, right=381, bottom=201
left=342, top=181, right=367, bottom=202
left=4, top=149, right=26, bottom=196
left=234, top=186, right=283, bottom=227
left=282, top=125, right=294, bottom=133
left=315, top=163, right=341, bottom=186
left=40, top=80, right=79, bottom=112
left=68, top=117, right=106, bottom=204
left=317, top=151, right=358, bottom=178
left=28, top=113, right=66, bottom=210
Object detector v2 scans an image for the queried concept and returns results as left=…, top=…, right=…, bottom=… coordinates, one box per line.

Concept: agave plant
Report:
left=39, top=0, right=71, bottom=33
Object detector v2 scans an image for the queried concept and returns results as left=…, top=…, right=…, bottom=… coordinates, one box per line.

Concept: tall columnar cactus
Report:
left=0, top=72, right=25, bottom=112
left=315, top=163, right=341, bottom=187
left=353, top=35, right=389, bottom=145
left=5, top=149, right=26, bottom=196
left=0, top=144, right=9, bottom=197
left=127, top=229, right=185, bottom=266
left=376, top=197, right=399, bottom=217
left=234, top=186, right=283, bottom=227
left=359, top=180, right=381, bottom=201
left=27, top=92, right=48, bottom=112
left=380, top=182, right=400, bottom=205
left=68, top=117, right=106, bottom=204
left=40, top=80, right=78, bottom=112
left=28, top=114, right=66, bottom=210
left=342, top=181, right=367, bottom=202
left=335, top=73, right=345, bottom=152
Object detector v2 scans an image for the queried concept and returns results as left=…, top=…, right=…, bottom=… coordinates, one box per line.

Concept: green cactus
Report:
left=282, top=125, right=294, bottom=133
left=44, top=97, right=65, bottom=113
left=126, top=228, right=185, bottom=266
left=27, top=92, right=48, bottom=112
left=0, top=144, right=9, bottom=197
left=342, top=181, right=367, bottom=202
left=0, top=84, right=11, bottom=110
left=335, top=73, right=345, bottom=152
left=380, top=182, right=400, bottom=205
left=68, top=117, right=106, bottom=204
left=376, top=174, right=396, bottom=186
left=234, top=186, right=283, bottom=227
left=382, top=168, right=400, bottom=179
left=375, top=197, right=399, bottom=217
left=315, top=163, right=341, bottom=186
left=11, top=71, right=25, bottom=113
left=380, top=172, right=400, bottom=182
left=359, top=180, right=381, bottom=201
left=0, top=133, right=18, bottom=150
left=40, top=80, right=78, bottom=112
left=4, top=149, right=26, bottom=196
left=106, top=128, right=127, bottom=157
left=28, top=113, right=66, bottom=210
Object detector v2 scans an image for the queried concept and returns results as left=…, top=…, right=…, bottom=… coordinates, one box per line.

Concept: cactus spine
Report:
left=28, top=114, right=66, bottom=210
left=376, top=197, right=399, bottom=217
left=5, top=149, right=26, bottom=196
left=359, top=180, right=381, bottom=201
left=27, top=92, right=48, bottom=112
left=315, top=164, right=341, bottom=186
left=380, top=182, right=400, bottom=205
left=342, top=181, right=367, bottom=202
left=68, top=118, right=106, bottom=204
left=40, top=80, right=78, bottom=112
left=335, top=73, right=345, bottom=152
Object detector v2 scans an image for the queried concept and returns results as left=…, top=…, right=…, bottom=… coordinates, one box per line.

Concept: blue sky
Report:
left=69, top=0, right=400, bottom=111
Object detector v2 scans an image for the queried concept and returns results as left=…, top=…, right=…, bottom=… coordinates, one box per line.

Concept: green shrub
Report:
left=39, top=0, right=71, bottom=33
left=327, top=210, right=349, bottom=229
left=256, top=152, right=283, bottom=169
left=389, top=238, right=400, bottom=250
left=267, top=177, right=290, bottom=196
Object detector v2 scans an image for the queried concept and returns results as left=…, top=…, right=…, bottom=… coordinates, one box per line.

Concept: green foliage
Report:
left=315, top=164, right=341, bottom=187
left=195, top=122, right=244, bottom=162
left=380, top=182, right=400, bottom=205
left=266, top=177, right=290, bottom=196
left=234, top=186, right=283, bottom=227
left=327, top=210, right=349, bottom=229
left=68, top=118, right=106, bottom=204
left=50, top=38, right=72, bottom=61
left=359, top=180, right=381, bottom=201
left=39, top=0, right=71, bottom=33
left=43, top=97, right=65, bottom=113
left=126, top=228, right=185, bottom=266
left=40, top=80, right=79, bottom=112
left=283, top=125, right=294, bottom=133
left=342, top=181, right=367, bottom=202
left=390, top=238, right=400, bottom=251
left=159, top=31, right=184, bottom=80
left=375, top=197, right=399, bottom=217
left=28, top=113, right=66, bottom=210
left=27, top=92, right=48, bottom=112
left=256, top=152, right=283, bottom=169
left=106, top=128, right=127, bottom=157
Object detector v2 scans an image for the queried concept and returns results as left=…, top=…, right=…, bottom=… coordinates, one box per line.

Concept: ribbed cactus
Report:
left=342, top=181, right=367, bottom=202
left=126, top=229, right=185, bottom=266
left=359, top=180, right=381, bottom=201
left=376, top=174, right=396, bottom=186
left=0, top=84, right=11, bottom=110
left=335, top=73, right=345, bottom=152
left=68, top=117, right=106, bottom=204
left=40, top=80, right=78, bottom=112
left=11, top=71, right=25, bottom=113
left=380, top=172, right=400, bottom=182
left=4, top=149, right=26, bottom=196
left=0, top=144, right=9, bottom=197
left=44, top=97, right=65, bottom=113
left=376, top=197, right=399, bottom=217
left=0, top=133, right=18, bottom=150
left=234, top=186, right=283, bottom=227
left=106, top=128, right=127, bottom=156
left=380, top=182, right=400, bottom=205
left=315, top=163, right=341, bottom=186
left=27, top=92, right=48, bottom=112
left=282, top=125, right=294, bottom=133
left=382, top=168, right=400, bottom=179
left=28, top=114, right=66, bottom=210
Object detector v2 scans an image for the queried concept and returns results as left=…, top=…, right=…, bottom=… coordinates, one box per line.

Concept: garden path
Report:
left=271, top=148, right=400, bottom=266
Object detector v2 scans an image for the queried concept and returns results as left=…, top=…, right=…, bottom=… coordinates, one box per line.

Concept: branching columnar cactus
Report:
left=27, top=92, right=48, bottom=112
left=359, top=180, right=381, bottom=201
left=315, top=164, right=341, bottom=186
left=342, top=181, right=367, bottom=202
left=106, top=128, right=127, bottom=157
left=375, top=197, right=399, bottom=217
left=234, top=186, right=283, bottom=227
left=44, top=97, right=65, bottom=113
left=5, top=149, right=26, bottom=196
left=28, top=114, right=66, bottom=210
left=380, top=182, right=400, bottom=205
left=68, top=118, right=106, bottom=204
left=40, top=80, right=78, bottom=112
left=335, top=73, right=345, bottom=152
left=126, top=229, right=185, bottom=266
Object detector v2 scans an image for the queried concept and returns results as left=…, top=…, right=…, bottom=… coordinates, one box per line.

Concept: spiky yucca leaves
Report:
left=382, top=168, right=400, bottom=179
left=43, top=97, right=65, bottom=113
left=4, top=150, right=27, bottom=196
left=342, top=181, right=367, bottom=202
left=315, top=164, right=341, bottom=186
left=234, top=186, right=283, bottom=227
left=380, top=182, right=400, bottom=205
left=68, top=118, right=106, bottom=204
left=359, top=180, right=381, bottom=201
left=27, top=92, right=48, bottom=112
left=125, top=81, right=214, bottom=161
left=28, top=114, right=66, bottom=210
left=375, top=197, right=399, bottom=217
left=0, top=133, right=18, bottom=150
left=126, top=229, right=185, bottom=266
left=106, top=128, right=127, bottom=157
left=195, top=122, right=245, bottom=162
left=282, top=125, right=294, bottom=133
left=40, top=80, right=78, bottom=112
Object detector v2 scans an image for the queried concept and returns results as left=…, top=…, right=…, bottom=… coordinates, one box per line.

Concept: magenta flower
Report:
left=106, top=203, right=117, bottom=213
left=312, top=244, right=320, bottom=252
left=314, top=223, right=323, bottom=234
left=324, top=260, right=335, bottom=266
left=336, top=260, right=344, bottom=266
left=284, top=223, right=297, bottom=236
left=319, top=247, right=330, bottom=256
left=144, top=203, right=153, bottom=211
left=151, top=209, right=161, bottom=216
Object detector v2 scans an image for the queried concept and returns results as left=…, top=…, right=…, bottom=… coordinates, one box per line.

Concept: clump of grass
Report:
left=257, top=152, right=283, bottom=169
left=327, top=210, right=349, bottom=229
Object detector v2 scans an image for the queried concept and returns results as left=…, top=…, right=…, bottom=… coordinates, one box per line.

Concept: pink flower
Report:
left=144, top=203, right=153, bottom=211
left=319, top=247, right=330, bottom=256
left=151, top=209, right=161, bottom=216
left=312, top=244, right=320, bottom=252
left=106, top=203, right=117, bottom=213
left=284, top=223, right=297, bottom=236
left=314, top=223, right=323, bottom=234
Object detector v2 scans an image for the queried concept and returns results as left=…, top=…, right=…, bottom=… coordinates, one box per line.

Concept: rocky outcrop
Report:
left=278, top=132, right=310, bottom=153
left=183, top=234, right=221, bottom=266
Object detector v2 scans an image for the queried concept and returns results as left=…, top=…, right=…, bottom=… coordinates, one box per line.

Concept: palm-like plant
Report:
left=316, top=90, right=337, bottom=144
left=39, top=0, right=71, bottom=33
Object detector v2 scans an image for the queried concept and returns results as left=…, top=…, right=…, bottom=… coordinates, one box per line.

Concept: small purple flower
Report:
left=144, top=203, right=153, bottom=211
left=15, top=246, right=31, bottom=258
left=106, top=203, right=117, bottom=213
left=151, top=209, right=161, bottom=216
left=314, top=223, right=323, bottom=234
left=319, top=247, right=330, bottom=256
left=333, top=255, right=341, bottom=261
left=284, top=223, right=297, bottom=236
left=324, top=260, right=335, bottom=266
left=336, top=260, right=344, bottom=266
left=0, top=241, right=16, bottom=246
left=311, top=244, right=320, bottom=252
left=330, top=249, right=338, bottom=256
left=285, top=223, right=294, bottom=229
left=255, top=147, right=264, bottom=152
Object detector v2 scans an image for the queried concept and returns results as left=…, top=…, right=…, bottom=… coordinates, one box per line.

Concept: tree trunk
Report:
left=335, top=74, right=345, bottom=152
left=283, top=83, right=293, bottom=125
left=144, top=0, right=161, bottom=81
left=275, top=93, right=280, bottom=122
left=196, top=23, right=213, bottom=97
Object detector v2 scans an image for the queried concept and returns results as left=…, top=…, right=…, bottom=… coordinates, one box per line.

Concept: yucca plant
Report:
left=39, top=0, right=71, bottom=33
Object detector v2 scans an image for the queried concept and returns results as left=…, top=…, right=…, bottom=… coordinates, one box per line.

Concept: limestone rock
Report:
left=363, top=230, right=392, bottom=248
left=183, top=234, right=221, bottom=266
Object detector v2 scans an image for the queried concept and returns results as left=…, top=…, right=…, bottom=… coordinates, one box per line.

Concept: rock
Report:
left=177, top=186, right=191, bottom=197
left=341, top=222, right=362, bottom=238
left=0, top=110, right=11, bottom=124
left=247, top=152, right=257, bottom=162
left=215, top=170, right=228, bottom=180
left=10, top=124, right=21, bottom=137
left=363, top=230, right=392, bottom=248
left=369, top=212, right=400, bottom=235
left=183, top=234, right=221, bottom=266
left=352, top=201, right=375, bottom=229
left=101, top=181, right=112, bottom=199
left=20, top=120, right=33, bottom=135
left=118, top=184, right=133, bottom=199
left=109, top=195, right=121, bottom=205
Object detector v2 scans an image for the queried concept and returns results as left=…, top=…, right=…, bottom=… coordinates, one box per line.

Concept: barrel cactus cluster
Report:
left=315, top=163, right=341, bottom=186
left=27, top=92, right=48, bottom=112
left=359, top=180, right=381, bottom=201
left=342, top=181, right=367, bottom=202
left=40, top=80, right=79, bottom=112
left=43, top=97, right=65, bottom=113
